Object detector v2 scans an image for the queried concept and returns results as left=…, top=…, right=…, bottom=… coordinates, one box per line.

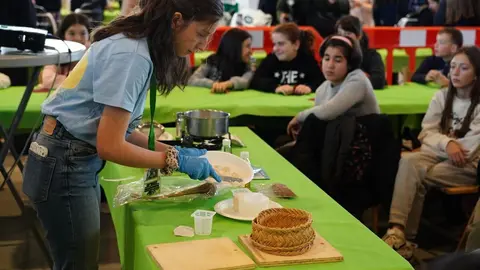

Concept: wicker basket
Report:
left=250, top=208, right=315, bottom=256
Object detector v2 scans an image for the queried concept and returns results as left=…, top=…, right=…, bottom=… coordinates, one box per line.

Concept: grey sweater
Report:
left=187, top=63, right=253, bottom=90
left=297, top=69, right=380, bottom=122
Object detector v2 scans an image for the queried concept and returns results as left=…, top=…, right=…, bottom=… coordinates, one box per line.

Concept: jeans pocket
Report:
left=68, top=142, right=97, bottom=161
left=23, top=150, right=57, bottom=204
left=67, top=143, right=102, bottom=188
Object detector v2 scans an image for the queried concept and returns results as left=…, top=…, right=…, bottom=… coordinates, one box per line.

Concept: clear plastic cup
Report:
left=191, top=210, right=216, bottom=235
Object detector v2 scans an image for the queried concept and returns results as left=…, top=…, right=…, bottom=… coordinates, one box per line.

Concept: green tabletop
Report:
left=0, top=88, right=48, bottom=130
left=0, top=83, right=438, bottom=130
left=146, top=83, right=438, bottom=123
left=195, top=48, right=433, bottom=71
left=195, top=50, right=268, bottom=66
left=99, top=127, right=413, bottom=270
left=103, top=9, right=120, bottom=23
left=60, top=6, right=120, bottom=23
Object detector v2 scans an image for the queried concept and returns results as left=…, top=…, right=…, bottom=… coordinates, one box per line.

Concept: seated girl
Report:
left=383, top=46, right=480, bottom=260
left=250, top=23, right=324, bottom=95
left=335, top=15, right=385, bottom=89
left=287, top=35, right=380, bottom=138
left=39, top=13, right=91, bottom=90
left=187, top=28, right=253, bottom=93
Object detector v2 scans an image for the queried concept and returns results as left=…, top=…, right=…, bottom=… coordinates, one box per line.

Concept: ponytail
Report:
left=273, top=23, right=315, bottom=56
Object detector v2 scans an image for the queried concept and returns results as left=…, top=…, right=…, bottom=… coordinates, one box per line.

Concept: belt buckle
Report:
left=43, top=116, right=57, bottom=135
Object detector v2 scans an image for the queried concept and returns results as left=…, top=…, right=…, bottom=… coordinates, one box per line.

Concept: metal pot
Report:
left=179, top=109, right=230, bottom=139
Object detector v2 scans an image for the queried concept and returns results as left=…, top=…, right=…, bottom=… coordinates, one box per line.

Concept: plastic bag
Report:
left=113, top=175, right=231, bottom=207
left=252, top=165, right=270, bottom=180
left=251, top=183, right=297, bottom=199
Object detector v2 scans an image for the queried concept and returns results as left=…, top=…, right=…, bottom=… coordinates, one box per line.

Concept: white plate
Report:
left=214, top=198, right=282, bottom=221
left=204, top=151, right=254, bottom=187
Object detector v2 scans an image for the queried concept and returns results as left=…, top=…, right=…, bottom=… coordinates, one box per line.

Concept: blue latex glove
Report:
left=174, top=146, right=207, bottom=157
left=177, top=155, right=221, bottom=182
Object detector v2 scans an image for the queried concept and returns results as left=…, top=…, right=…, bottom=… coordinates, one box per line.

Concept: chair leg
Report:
left=372, top=206, right=379, bottom=234
left=457, top=212, right=475, bottom=251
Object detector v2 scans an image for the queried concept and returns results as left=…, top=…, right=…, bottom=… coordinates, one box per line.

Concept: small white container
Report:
left=222, top=139, right=232, bottom=153
left=237, top=193, right=269, bottom=217
left=240, top=151, right=250, bottom=164
left=191, top=210, right=216, bottom=236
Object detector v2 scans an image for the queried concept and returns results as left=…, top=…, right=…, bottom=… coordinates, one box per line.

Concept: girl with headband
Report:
left=287, top=35, right=380, bottom=139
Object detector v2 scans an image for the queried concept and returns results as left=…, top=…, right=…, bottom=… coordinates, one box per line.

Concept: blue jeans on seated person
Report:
left=22, top=121, right=105, bottom=270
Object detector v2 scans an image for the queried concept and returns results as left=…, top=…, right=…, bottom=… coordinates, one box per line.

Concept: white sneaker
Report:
left=382, top=227, right=416, bottom=260
left=397, top=241, right=417, bottom=261
left=383, top=227, right=406, bottom=249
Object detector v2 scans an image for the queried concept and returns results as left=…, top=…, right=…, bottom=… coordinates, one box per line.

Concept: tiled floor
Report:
left=0, top=153, right=468, bottom=270
left=0, top=155, right=121, bottom=270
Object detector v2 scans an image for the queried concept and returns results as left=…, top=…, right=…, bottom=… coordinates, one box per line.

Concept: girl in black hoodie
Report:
left=335, top=15, right=386, bottom=89
left=250, top=23, right=324, bottom=95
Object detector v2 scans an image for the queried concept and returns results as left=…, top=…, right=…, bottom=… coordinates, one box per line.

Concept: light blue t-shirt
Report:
left=42, top=33, right=153, bottom=146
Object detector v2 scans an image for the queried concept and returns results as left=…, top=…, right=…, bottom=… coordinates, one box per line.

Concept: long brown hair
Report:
left=206, top=28, right=252, bottom=82
left=92, top=0, right=223, bottom=95
left=446, top=0, right=480, bottom=25
left=273, top=23, right=315, bottom=57
left=440, top=47, right=480, bottom=138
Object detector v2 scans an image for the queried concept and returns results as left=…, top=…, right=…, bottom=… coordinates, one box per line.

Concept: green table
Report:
left=194, top=50, right=267, bottom=66
left=195, top=49, right=433, bottom=71
left=0, top=83, right=438, bottom=130
left=0, top=88, right=49, bottom=130
left=60, top=7, right=120, bottom=24
left=146, top=83, right=438, bottom=123
left=103, top=9, right=120, bottom=23
left=99, top=127, right=413, bottom=270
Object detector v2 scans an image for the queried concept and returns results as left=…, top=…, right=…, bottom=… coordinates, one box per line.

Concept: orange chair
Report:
left=362, top=27, right=480, bottom=85
left=188, top=26, right=324, bottom=67
left=440, top=186, right=479, bottom=251
left=190, top=26, right=480, bottom=85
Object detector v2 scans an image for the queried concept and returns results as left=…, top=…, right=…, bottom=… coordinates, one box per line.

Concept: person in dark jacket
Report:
left=259, top=0, right=279, bottom=25
left=397, top=0, right=426, bottom=18
left=277, top=0, right=350, bottom=38
left=434, top=0, right=480, bottom=26
left=71, top=0, right=107, bottom=22
left=285, top=113, right=400, bottom=219
left=411, top=27, right=463, bottom=87
left=0, top=0, right=37, bottom=27
left=35, top=0, right=62, bottom=18
left=425, top=251, right=480, bottom=270
left=373, top=0, right=398, bottom=26
left=250, top=23, right=324, bottom=95
left=335, top=15, right=386, bottom=89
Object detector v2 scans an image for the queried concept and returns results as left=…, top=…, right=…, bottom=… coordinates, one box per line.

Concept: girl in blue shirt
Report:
left=22, top=0, right=224, bottom=269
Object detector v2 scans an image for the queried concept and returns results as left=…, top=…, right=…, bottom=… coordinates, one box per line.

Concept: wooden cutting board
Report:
left=147, top=237, right=256, bottom=270
left=238, top=233, right=343, bottom=267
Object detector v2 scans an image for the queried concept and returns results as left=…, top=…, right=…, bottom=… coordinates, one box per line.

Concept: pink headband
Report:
left=330, top=36, right=353, bottom=48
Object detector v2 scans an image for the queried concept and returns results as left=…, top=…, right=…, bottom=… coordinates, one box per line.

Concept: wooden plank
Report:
left=238, top=233, right=343, bottom=267
left=147, top=237, right=256, bottom=270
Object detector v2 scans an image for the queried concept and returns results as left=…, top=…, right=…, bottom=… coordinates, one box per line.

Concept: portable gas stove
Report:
left=169, top=109, right=231, bottom=151
left=181, top=133, right=231, bottom=151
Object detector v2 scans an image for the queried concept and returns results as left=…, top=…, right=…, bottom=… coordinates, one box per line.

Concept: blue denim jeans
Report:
left=22, top=120, right=105, bottom=270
